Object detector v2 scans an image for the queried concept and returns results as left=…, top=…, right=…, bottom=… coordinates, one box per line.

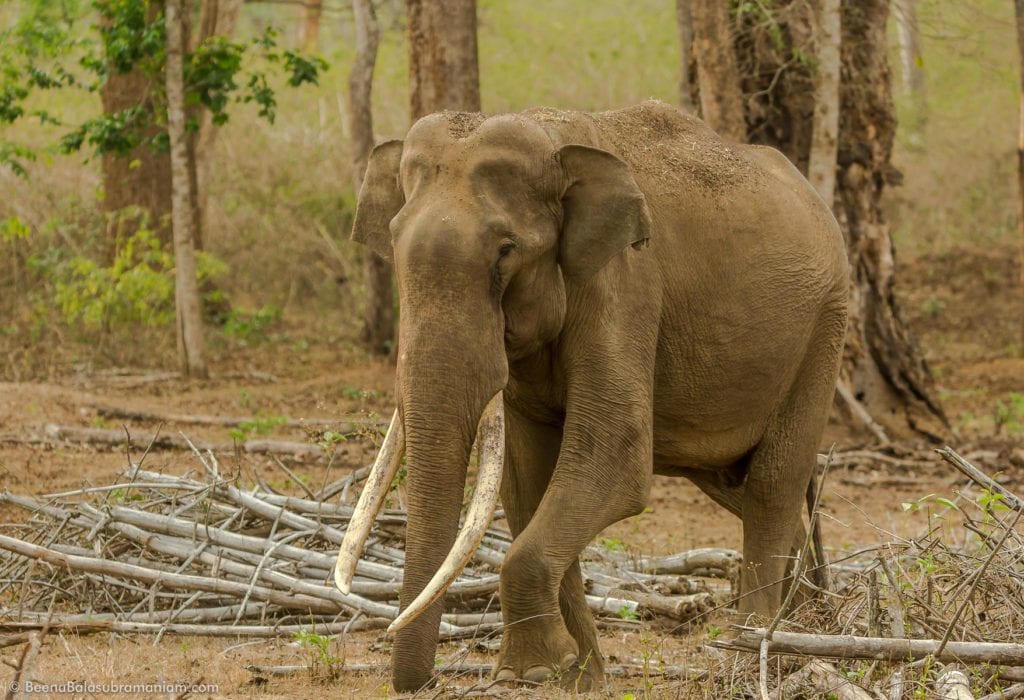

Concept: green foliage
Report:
left=228, top=414, right=286, bottom=442
left=221, top=305, right=281, bottom=345
left=2, top=0, right=329, bottom=175
left=1, top=216, right=31, bottom=242
left=600, top=536, right=626, bottom=553
left=291, top=630, right=341, bottom=681
left=994, top=393, right=1024, bottom=436
left=616, top=604, right=639, bottom=621
left=20, top=214, right=225, bottom=331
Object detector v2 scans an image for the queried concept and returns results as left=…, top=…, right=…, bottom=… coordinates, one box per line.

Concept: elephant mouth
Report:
left=333, top=391, right=506, bottom=632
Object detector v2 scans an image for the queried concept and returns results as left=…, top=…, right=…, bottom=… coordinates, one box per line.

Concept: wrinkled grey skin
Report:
left=351, top=100, right=848, bottom=692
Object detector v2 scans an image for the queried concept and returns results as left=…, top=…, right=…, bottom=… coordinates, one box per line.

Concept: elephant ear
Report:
left=351, top=140, right=405, bottom=262
left=557, top=144, right=652, bottom=281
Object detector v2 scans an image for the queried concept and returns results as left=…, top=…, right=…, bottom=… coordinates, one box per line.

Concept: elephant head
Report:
left=335, top=113, right=651, bottom=692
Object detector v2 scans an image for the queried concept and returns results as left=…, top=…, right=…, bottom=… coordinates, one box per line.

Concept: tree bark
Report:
left=349, top=0, right=394, bottom=356
left=676, top=0, right=696, bottom=113
left=729, top=0, right=946, bottom=440
left=690, top=0, right=745, bottom=142
left=99, top=2, right=172, bottom=257
left=893, top=0, right=925, bottom=103
left=836, top=0, right=944, bottom=439
left=165, top=0, right=208, bottom=379
left=296, top=0, right=323, bottom=53
left=1016, top=0, right=1024, bottom=348
left=191, top=0, right=243, bottom=253
left=406, top=0, right=481, bottom=118
left=807, top=0, right=841, bottom=205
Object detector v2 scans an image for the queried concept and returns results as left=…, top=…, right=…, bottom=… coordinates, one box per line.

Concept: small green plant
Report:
left=616, top=604, right=639, bottom=621
left=901, top=493, right=958, bottom=514
left=292, top=630, right=341, bottom=681
left=340, top=385, right=380, bottom=401
left=994, top=392, right=1024, bottom=435
left=920, top=293, right=945, bottom=318
left=600, top=536, right=626, bottom=553
left=221, top=305, right=281, bottom=345
left=317, top=430, right=348, bottom=451
left=706, top=624, right=723, bottom=640
left=228, top=414, right=286, bottom=441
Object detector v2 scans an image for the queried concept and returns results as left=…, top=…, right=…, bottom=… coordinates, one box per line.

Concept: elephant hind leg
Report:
left=739, top=328, right=842, bottom=618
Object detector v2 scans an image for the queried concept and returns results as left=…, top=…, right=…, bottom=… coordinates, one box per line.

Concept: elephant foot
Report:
left=493, top=618, right=600, bottom=691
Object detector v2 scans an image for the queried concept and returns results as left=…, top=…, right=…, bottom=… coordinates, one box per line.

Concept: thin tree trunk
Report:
left=406, top=0, right=481, bottom=118
left=690, top=0, right=745, bottom=141
left=297, top=0, right=323, bottom=53
left=676, top=0, right=696, bottom=113
left=894, top=0, right=925, bottom=95
left=99, top=2, right=172, bottom=257
left=191, top=0, right=243, bottom=252
left=166, top=0, right=208, bottom=379
left=807, top=0, right=841, bottom=205
left=1016, top=0, right=1024, bottom=348
left=349, top=0, right=394, bottom=356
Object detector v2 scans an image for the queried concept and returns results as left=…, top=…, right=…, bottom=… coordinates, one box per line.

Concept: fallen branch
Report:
left=936, top=666, right=976, bottom=700
left=713, top=626, right=1024, bottom=665
left=86, top=403, right=386, bottom=432
left=770, top=660, right=874, bottom=700
left=938, top=447, right=1024, bottom=513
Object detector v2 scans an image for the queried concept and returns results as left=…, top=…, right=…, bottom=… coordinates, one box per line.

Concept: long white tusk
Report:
left=334, top=410, right=405, bottom=594
left=388, top=391, right=505, bottom=633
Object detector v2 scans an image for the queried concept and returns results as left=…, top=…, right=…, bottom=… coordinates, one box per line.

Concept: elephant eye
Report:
left=497, top=240, right=516, bottom=259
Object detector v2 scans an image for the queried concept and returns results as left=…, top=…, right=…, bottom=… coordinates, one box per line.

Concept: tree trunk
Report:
left=166, top=0, right=208, bottom=379
left=99, top=2, right=172, bottom=257
left=835, top=0, right=944, bottom=439
left=807, top=0, right=841, bottom=205
left=349, top=0, right=394, bottom=356
left=728, top=0, right=946, bottom=440
left=191, top=0, right=243, bottom=252
left=1016, top=0, right=1024, bottom=348
left=690, top=0, right=745, bottom=142
left=296, top=0, right=323, bottom=53
left=893, top=1, right=925, bottom=94
left=406, top=0, right=481, bottom=118
left=676, top=0, right=696, bottom=113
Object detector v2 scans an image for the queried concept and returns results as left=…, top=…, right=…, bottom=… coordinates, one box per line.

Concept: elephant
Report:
left=334, top=100, right=848, bottom=692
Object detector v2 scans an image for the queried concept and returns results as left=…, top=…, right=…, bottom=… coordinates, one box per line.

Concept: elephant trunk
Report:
left=390, top=313, right=507, bottom=692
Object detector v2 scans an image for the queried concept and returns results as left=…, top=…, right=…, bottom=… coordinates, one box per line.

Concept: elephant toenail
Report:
left=561, top=653, right=579, bottom=670
left=523, top=665, right=553, bottom=683
left=494, top=668, right=516, bottom=682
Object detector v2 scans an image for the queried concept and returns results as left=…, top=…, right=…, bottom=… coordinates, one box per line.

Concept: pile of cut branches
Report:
left=708, top=448, right=1024, bottom=700
left=0, top=441, right=734, bottom=649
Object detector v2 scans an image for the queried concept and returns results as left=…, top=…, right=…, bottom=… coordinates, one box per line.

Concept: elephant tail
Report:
left=805, top=472, right=831, bottom=591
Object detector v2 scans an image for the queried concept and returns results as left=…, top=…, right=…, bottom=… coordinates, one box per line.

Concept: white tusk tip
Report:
left=333, top=567, right=352, bottom=595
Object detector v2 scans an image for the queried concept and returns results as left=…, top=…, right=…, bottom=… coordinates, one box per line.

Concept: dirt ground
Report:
left=1, top=243, right=1022, bottom=698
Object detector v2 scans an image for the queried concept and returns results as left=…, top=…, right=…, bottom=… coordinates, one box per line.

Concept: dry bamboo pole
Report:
left=635, top=547, right=741, bottom=576
left=42, top=425, right=326, bottom=459
left=587, top=582, right=713, bottom=621
left=935, top=666, right=977, bottom=700
left=714, top=626, right=1024, bottom=665
left=770, top=660, right=874, bottom=700
left=87, top=403, right=385, bottom=432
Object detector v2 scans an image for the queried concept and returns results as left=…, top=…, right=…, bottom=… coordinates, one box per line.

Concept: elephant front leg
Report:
left=495, top=407, right=603, bottom=690
left=496, top=405, right=652, bottom=690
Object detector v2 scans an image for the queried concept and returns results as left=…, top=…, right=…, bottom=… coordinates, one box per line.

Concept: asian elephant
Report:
left=334, top=100, right=848, bottom=692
